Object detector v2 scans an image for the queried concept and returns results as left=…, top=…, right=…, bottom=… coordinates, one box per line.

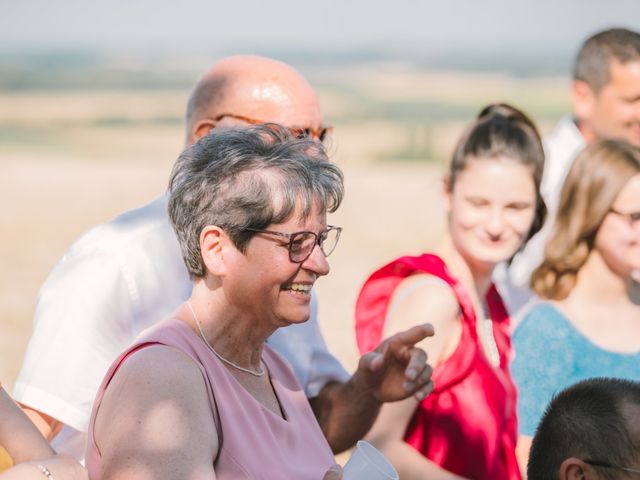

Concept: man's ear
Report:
left=571, top=80, right=596, bottom=125
left=200, top=225, right=228, bottom=276
left=559, top=457, right=592, bottom=480
left=191, top=119, right=216, bottom=143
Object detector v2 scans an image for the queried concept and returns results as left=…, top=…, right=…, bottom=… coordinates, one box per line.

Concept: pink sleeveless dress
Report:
left=355, top=254, right=520, bottom=480
left=85, top=318, right=335, bottom=479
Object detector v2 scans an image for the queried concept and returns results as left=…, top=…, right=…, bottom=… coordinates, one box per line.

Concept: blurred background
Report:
left=2, top=0, right=639, bottom=387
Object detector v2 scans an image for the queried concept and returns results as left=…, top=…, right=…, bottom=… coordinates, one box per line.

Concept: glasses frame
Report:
left=610, top=207, right=640, bottom=226
left=244, top=226, right=342, bottom=263
left=212, top=113, right=332, bottom=143
left=585, top=459, right=640, bottom=475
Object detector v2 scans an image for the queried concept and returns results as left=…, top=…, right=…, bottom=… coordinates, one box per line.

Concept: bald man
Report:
left=14, top=56, right=434, bottom=461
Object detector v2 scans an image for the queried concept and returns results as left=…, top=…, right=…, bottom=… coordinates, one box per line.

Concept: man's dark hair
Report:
left=574, top=28, right=640, bottom=92
left=528, top=377, right=640, bottom=480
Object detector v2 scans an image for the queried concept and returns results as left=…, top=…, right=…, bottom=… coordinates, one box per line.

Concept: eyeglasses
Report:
left=212, top=113, right=332, bottom=143
left=584, top=459, right=640, bottom=476
left=610, top=207, right=640, bottom=226
left=245, top=226, right=342, bottom=263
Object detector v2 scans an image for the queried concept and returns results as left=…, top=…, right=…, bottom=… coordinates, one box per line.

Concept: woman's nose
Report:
left=485, top=209, right=506, bottom=236
left=302, top=244, right=330, bottom=276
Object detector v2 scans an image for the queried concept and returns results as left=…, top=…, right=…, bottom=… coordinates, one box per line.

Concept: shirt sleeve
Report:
left=303, top=293, right=350, bottom=397
left=13, top=247, right=137, bottom=433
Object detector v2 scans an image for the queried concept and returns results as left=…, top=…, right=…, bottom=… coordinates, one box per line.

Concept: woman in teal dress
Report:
left=512, top=140, right=640, bottom=463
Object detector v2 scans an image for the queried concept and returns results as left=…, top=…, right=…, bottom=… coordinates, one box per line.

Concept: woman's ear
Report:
left=442, top=176, right=453, bottom=213
left=200, top=225, right=228, bottom=276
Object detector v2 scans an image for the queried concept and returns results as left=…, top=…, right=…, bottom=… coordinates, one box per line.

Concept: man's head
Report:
left=528, top=377, right=640, bottom=480
left=572, top=28, right=640, bottom=147
left=184, top=55, right=327, bottom=146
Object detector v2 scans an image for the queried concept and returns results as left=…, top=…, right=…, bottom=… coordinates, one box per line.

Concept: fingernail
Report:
left=407, top=368, right=418, bottom=380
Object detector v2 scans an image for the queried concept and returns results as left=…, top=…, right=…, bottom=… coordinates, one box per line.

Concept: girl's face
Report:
left=445, top=157, right=537, bottom=273
left=595, top=173, right=640, bottom=278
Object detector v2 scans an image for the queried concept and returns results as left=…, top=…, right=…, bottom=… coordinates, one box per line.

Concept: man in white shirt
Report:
left=14, top=55, right=435, bottom=460
left=499, top=27, right=640, bottom=316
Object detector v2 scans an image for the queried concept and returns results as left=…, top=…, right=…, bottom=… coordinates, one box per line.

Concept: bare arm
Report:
left=93, top=346, right=217, bottom=480
left=0, top=456, right=88, bottom=480
left=367, top=398, right=466, bottom=479
left=309, top=380, right=381, bottom=455
left=17, top=406, right=63, bottom=443
left=0, top=388, right=87, bottom=480
left=310, top=323, right=435, bottom=454
left=0, top=388, right=54, bottom=463
left=516, top=435, right=533, bottom=480
left=365, top=276, right=470, bottom=479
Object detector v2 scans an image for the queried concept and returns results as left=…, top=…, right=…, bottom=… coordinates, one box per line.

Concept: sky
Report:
left=2, top=0, right=640, bottom=58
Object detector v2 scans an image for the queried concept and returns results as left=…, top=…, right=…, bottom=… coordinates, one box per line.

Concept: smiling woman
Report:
left=84, top=124, right=345, bottom=480
left=354, top=104, right=546, bottom=480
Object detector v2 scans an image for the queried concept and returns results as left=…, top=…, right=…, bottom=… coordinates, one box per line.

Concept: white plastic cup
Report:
left=342, top=440, right=399, bottom=480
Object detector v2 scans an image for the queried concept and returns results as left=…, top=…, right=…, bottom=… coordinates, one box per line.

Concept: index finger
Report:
left=388, top=323, right=435, bottom=347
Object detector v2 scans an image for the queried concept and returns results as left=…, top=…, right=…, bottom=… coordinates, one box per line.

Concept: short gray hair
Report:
left=168, top=124, right=344, bottom=278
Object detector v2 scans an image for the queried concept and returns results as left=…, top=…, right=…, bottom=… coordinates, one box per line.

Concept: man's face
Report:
left=578, top=59, right=640, bottom=147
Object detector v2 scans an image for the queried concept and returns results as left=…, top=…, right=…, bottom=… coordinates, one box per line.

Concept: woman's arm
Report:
left=366, top=275, right=468, bottom=480
left=0, top=387, right=54, bottom=463
left=366, top=398, right=465, bottom=479
left=516, top=435, right=533, bottom=479
left=0, top=387, right=87, bottom=480
left=93, top=345, right=218, bottom=480
left=0, top=456, right=88, bottom=480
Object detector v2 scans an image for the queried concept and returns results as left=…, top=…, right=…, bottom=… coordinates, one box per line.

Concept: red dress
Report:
left=355, top=254, right=520, bottom=480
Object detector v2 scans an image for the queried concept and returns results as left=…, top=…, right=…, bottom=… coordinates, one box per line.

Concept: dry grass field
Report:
left=0, top=59, right=569, bottom=396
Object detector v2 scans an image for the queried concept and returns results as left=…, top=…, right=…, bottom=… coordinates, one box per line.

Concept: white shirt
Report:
left=496, top=116, right=586, bottom=318
left=13, top=195, right=349, bottom=459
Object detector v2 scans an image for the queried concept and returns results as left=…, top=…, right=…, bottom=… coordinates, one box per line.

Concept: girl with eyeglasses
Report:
left=355, top=104, right=546, bottom=479
left=512, top=139, right=640, bottom=470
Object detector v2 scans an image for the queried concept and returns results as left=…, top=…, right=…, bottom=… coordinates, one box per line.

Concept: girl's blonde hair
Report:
left=532, top=140, right=640, bottom=299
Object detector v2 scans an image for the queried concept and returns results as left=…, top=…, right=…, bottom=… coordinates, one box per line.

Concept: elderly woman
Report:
left=83, top=125, right=355, bottom=479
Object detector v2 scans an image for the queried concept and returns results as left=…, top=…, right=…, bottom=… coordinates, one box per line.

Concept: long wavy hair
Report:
left=531, top=140, right=640, bottom=300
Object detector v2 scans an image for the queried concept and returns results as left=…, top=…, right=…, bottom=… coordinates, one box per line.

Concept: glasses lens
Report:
left=318, top=127, right=331, bottom=143
left=288, top=126, right=331, bottom=144
left=320, top=227, right=341, bottom=257
left=289, top=232, right=317, bottom=262
left=287, top=127, right=308, bottom=140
